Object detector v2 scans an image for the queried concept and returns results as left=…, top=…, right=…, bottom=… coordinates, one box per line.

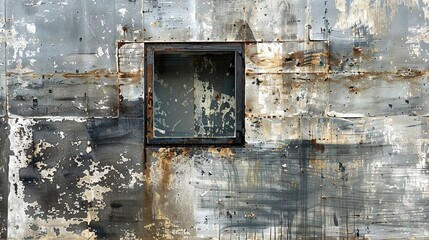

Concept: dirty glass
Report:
left=153, top=52, right=236, bottom=138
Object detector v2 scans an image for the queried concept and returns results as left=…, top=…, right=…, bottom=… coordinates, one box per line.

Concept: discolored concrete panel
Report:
left=143, top=0, right=245, bottom=42
left=244, top=42, right=328, bottom=74
left=244, top=0, right=307, bottom=42
left=8, top=118, right=145, bottom=239
left=7, top=74, right=119, bottom=117
left=245, top=73, right=329, bottom=119
left=5, top=0, right=117, bottom=74
left=116, top=0, right=143, bottom=42
left=327, top=1, right=429, bottom=73
left=2, top=0, right=429, bottom=239
left=144, top=140, right=429, bottom=239
left=328, top=73, right=429, bottom=117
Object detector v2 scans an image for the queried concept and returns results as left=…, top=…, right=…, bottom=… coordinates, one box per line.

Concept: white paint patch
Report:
left=407, top=26, right=429, bottom=44
left=40, top=167, right=57, bottom=182
left=77, top=161, right=114, bottom=224
left=33, top=140, right=54, bottom=157
left=46, top=117, right=86, bottom=123
left=71, top=140, right=82, bottom=147
left=120, top=153, right=130, bottom=163
left=118, top=8, right=128, bottom=17
left=8, top=118, right=35, bottom=238
left=96, top=46, right=104, bottom=57
left=86, top=141, right=92, bottom=153
left=26, top=23, right=36, bottom=34
left=119, top=84, right=144, bottom=101
left=127, top=169, right=144, bottom=188
left=58, top=131, right=66, bottom=140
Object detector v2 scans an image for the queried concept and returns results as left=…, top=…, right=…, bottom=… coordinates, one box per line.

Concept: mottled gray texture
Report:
left=1, top=0, right=429, bottom=239
left=0, top=118, right=8, bottom=239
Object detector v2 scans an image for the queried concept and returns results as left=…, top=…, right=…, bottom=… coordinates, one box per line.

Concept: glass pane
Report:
left=153, top=51, right=236, bottom=138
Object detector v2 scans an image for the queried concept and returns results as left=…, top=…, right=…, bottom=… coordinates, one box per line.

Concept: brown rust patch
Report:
left=63, top=69, right=112, bottom=79
left=153, top=148, right=176, bottom=190
left=348, top=85, right=359, bottom=94
left=334, top=70, right=427, bottom=83
left=245, top=43, right=284, bottom=68
left=117, top=72, right=143, bottom=79
left=160, top=154, right=171, bottom=191
left=146, top=62, right=154, bottom=140
left=285, top=51, right=304, bottom=64
left=144, top=162, right=151, bottom=192
left=219, top=148, right=235, bottom=159
left=310, top=139, right=325, bottom=153
left=208, top=147, right=235, bottom=159
left=309, top=159, right=327, bottom=170
left=144, top=149, right=151, bottom=192
left=180, top=147, right=190, bottom=157
left=395, top=69, right=425, bottom=79
left=285, top=51, right=327, bottom=67
left=353, top=47, right=363, bottom=56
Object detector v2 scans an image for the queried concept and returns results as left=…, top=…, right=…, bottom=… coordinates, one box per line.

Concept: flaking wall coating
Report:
left=0, top=0, right=428, bottom=239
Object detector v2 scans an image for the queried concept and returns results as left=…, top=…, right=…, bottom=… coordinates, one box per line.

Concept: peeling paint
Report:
left=0, top=0, right=429, bottom=239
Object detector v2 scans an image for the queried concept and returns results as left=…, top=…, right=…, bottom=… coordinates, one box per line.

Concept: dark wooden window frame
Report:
left=144, top=43, right=245, bottom=146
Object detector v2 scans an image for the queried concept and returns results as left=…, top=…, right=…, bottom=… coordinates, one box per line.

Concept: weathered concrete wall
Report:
left=0, top=0, right=428, bottom=239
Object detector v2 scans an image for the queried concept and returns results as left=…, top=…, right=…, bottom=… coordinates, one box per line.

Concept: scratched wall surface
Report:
left=0, top=0, right=428, bottom=239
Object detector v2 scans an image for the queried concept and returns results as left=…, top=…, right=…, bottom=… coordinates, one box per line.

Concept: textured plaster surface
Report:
left=0, top=0, right=428, bottom=239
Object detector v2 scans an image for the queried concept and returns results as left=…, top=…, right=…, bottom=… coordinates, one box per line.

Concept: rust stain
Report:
left=353, top=47, right=363, bottom=56
left=309, top=159, right=327, bottom=170
left=160, top=155, right=171, bottom=191
left=285, top=51, right=326, bottom=67
left=117, top=72, right=143, bottom=79
left=348, top=85, right=359, bottom=94
left=146, top=63, right=154, bottom=140
left=63, top=69, right=112, bottom=79
left=310, top=139, right=325, bottom=153
left=153, top=148, right=176, bottom=190
left=180, top=147, right=190, bottom=157
left=144, top=151, right=151, bottom=192
left=209, top=148, right=235, bottom=159
left=334, top=71, right=426, bottom=83
left=245, top=43, right=284, bottom=68
left=395, top=68, right=425, bottom=79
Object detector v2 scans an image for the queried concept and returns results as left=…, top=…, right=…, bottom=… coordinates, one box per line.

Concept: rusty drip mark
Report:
left=160, top=149, right=175, bottom=191
left=117, top=72, right=143, bottom=79
left=63, top=69, right=112, bottom=79
left=146, top=59, right=154, bottom=139
left=144, top=158, right=151, bottom=192
left=122, top=25, right=128, bottom=39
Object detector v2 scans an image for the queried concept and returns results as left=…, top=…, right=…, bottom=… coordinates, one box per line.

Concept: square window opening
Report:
left=145, top=43, right=245, bottom=145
